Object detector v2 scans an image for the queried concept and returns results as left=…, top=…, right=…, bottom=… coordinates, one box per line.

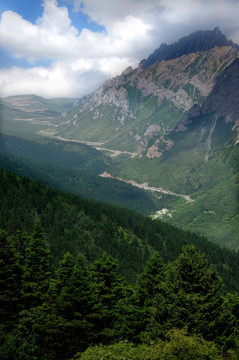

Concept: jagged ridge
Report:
left=140, top=27, right=238, bottom=69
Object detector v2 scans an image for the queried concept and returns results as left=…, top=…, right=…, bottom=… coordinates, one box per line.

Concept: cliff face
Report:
left=58, top=29, right=239, bottom=158
left=202, top=58, right=239, bottom=121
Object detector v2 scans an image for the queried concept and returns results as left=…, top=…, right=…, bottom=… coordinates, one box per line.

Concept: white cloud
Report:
left=0, top=0, right=239, bottom=98
left=0, top=2, right=80, bottom=60
left=0, top=62, right=108, bottom=98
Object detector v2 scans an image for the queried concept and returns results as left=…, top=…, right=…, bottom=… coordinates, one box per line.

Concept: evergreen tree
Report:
left=16, top=252, right=76, bottom=360
left=155, top=245, right=235, bottom=348
left=56, top=251, right=75, bottom=292
left=136, top=252, right=165, bottom=306
left=13, top=230, right=30, bottom=261
left=134, top=252, right=165, bottom=341
left=56, top=252, right=95, bottom=356
left=60, top=253, right=93, bottom=319
left=21, top=220, right=51, bottom=308
left=91, top=254, right=126, bottom=343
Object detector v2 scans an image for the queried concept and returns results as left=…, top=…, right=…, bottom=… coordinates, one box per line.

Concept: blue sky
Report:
left=0, top=0, right=239, bottom=98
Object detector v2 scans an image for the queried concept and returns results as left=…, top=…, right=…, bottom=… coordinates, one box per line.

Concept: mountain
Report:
left=140, top=27, right=238, bottom=69
left=55, top=28, right=239, bottom=249
left=57, top=28, right=238, bottom=158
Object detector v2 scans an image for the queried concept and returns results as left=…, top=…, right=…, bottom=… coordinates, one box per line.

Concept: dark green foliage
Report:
left=21, top=220, right=51, bottom=308
left=53, top=253, right=95, bottom=356
left=0, top=226, right=239, bottom=359
left=153, top=246, right=235, bottom=349
left=0, top=230, right=21, bottom=328
left=136, top=252, right=165, bottom=306
left=56, top=251, right=75, bottom=291
left=0, top=309, right=40, bottom=360
left=90, top=254, right=126, bottom=343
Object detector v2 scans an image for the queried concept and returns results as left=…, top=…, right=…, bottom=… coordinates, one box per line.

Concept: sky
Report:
left=0, top=0, right=239, bottom=99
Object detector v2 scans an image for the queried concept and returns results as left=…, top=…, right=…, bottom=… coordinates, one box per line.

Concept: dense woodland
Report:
left=1, top=168, right=239, bottom=359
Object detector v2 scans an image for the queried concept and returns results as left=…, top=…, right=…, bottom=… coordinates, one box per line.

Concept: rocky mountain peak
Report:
left=140, top=27, right=238, bottom=69
left=58, top=28, right=239, bottom=159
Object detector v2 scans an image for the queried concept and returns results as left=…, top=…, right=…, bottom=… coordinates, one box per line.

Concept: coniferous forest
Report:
left=1, top=168, right=239, bottom=359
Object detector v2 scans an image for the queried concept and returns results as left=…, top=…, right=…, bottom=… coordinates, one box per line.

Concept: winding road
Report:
left=100, top=172, right=194, bottom=202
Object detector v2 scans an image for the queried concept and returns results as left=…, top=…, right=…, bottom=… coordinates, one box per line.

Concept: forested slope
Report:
left=0, top=167, right=239, bottom=291
left=1, top=168, right=239, bottom=359
left=1, top=216, right=239, bottom=359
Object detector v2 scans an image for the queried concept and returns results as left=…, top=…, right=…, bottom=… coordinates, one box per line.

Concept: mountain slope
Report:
left=108, top=58, right=239, bottom=248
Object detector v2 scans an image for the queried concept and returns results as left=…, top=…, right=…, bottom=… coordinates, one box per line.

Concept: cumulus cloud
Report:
left=0, top=0, right=239, bottom=98
left=0, top=2, right=79, bottom=60
left=0, top=62, right=108, bottom=98
left=0, top=0, right=154, bottom=97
